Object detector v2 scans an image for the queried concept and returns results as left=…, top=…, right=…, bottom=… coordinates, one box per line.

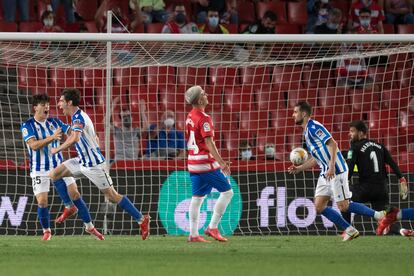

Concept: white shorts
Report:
left=30, top=176, right=75, bottom=196
left=63, top=158, right=113, bottom=190
left=314, top=172, right=352, bottom=201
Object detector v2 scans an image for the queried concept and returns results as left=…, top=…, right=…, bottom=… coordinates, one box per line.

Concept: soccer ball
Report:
left=290, top=148, right=308, bottom=166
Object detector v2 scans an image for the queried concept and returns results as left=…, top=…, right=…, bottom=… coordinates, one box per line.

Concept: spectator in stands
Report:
left=102, top=6, right=130, bottom=33
left=384, top=0, right=414, bottom=24
left=192, top=0, right=238, bottom=24
left=236, top=11, right=277, bottom=61
left=39, top=10, right=64, bottom=32
left=242, top=10, right=277, bottom=34
left=353, top=7, right=380, bottom=33
left=112, top=97, right=147, bottom=161
left=349, top=0, right=385, bottom=34
left=145, top=110, right=185, bottom=160
left=314, top=8, right=344, bottom=34
left=305, top=0, right=334, bottom=34
left=199, top=7, right=230, bottom=34
left=237, top=140, right=255, bottom=161
left=95, top=0, right=142, bottom=32
left=264, top=143, right=278, bottom=161
left=2, top=0, right=29, bottom=22
left=161, top=3, right=198, bottom=33
left=140, top=0, right=169, bottom=24
left=43, top=0, right=75, bottom=24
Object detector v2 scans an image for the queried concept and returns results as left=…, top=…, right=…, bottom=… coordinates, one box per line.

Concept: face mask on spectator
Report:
left=360, top=18, right=371, bottom=28
left=241, top=150, right=252, bottom=160
left=122, top=115, right=132, bottom=128
left=265, top=146, right=275, bottom=159
left=164, top=118, right=175, bottom=128
left=175, top=12, right=186, bottom=24
left=208, top=16, right=219, bottom=28
left=43, top=18, right=54, bottom=27
left=327, top=22, right=338, bottom=30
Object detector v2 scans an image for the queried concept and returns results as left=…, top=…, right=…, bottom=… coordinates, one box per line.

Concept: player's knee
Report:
left=223, top=189, right=234, bottom=198
left=105, top=189, right=121, bottom=203
left=48, top=171, right=56, bottom=181
left=37, top=200, right=48, bottom=208
left=337, top=201, right=349, bottom=213
left=315, top=205, right=325, bottom=214
left=70, top=190, right=81, bottom=200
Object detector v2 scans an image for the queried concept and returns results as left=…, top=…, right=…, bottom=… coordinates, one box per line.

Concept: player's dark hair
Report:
left=32, top=93, right=50, bottom=106
left=295, top=101, right=312, bottom=116
left=61, top=88, right=81, bottom=106
left=263, top=11, right=277, bottom=22
left=207, top=6, right=219, bottom=13
left=359, top=7, right=371, bottom=15
left=350, top=120, right=368, bottom=134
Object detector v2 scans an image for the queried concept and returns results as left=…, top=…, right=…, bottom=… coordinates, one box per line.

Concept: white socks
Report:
left=84, top=222, right=94, bottom=230
left=189, top=196, right=205, bottom=237
left=209, top=190, right=234, bottom=229
left=374, top=211, right=385, bottom=220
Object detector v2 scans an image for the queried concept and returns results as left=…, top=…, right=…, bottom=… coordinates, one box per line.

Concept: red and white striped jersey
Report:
left=185, top=108, right=220, bottom=173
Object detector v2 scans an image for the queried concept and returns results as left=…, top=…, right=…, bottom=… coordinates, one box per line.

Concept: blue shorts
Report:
left=190, top=169, right=232, bottom=196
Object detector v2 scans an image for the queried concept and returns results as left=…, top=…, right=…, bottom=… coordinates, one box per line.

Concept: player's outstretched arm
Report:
left=288, top=157, right=317, bottom=174
left=26, top=127, right=62, bottom=151
left=50, top=130, right=81, bottom=155
left=205, top=136, right=230, bottom=176
left=384, top=146, right=408, bottom=199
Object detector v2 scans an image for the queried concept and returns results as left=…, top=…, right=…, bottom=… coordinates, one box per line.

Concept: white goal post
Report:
left=0, top=32, right=413, bottom=236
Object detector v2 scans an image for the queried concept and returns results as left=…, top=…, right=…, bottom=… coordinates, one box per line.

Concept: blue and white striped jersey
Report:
left=71, top=109, right=105, bottom=167
left=21, top=117, right=70, bottom=175
left=304, top=119, right=348, bottom=176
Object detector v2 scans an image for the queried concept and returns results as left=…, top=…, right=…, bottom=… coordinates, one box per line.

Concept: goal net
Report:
left=0, top=33, right=413, bottom=236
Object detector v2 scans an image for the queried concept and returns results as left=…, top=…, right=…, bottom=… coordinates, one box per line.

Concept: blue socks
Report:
left=401, top=208, right=414, bottom=220
left=119, top=196, right=142, bottom=222
left=348, top=202, right=375, bottom=217
left=53, top=179, right=72, bottom=207
left=37, top=207, right=50, bottom=230
left=73, top=198, right=92, bottom=223
left=321, top=207, right=350, bottom=230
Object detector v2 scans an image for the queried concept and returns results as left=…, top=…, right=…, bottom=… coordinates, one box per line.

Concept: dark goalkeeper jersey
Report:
left=346, top=139, right=403, bottom=185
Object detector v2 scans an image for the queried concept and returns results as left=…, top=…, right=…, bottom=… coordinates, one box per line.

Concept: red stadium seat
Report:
left=368, top=110, right=399, bottom=138
left=84, top=21, right=98, bottom=33
left=146, top=23, right=164, bottom=33
left=19, top=21, right=43, bottom=32
left=222, top=130, right=255, bottom=152
left=313, top=107, right=335, bottom=131
left=223, top=86, right=253, bottom=112
left=287, top=88, right=317, bottom=108
left=331, top=0, right=350, bottom=17
left=388, top=53, right=412, bottom=70
left=397, top=24, right=414, bottom=34
left=255, top=86, right=285, bottom=110
left=237, top=1, right=256, bottom=24
left=113, top=67, right=145, bottom=87
left=239, top=109, right=269, bottom=132
left=50, top=68, right=81, bottom=88
left=383, top=23, right=395, bottom=34
left=287, top=1, right=308, bottom=25
left=399, top=110, right=414, bottom=136
left=270, top=108, right=290, bottom=130
left=381, top=88, right=410, bottom=110
left=367, top=66, right=394, bottom=90
left=208, top=67, right=239, bottom=88
left=349, top=88, right=380, bottom=113
left=210, top=111, right=239, bottom=132
left=133, top=24, right=145, bottom=33
left=223, top=24, right=238, bottom=34
left=203, top=85, right=223, bottom=114
left=129, top=85, right=158, bottom=111
left=159, top=85, right=187, bottom=111
left=17, top=66, right=48, bottom=93
left=177, top=67, right=207, bottom=86
left=272, top=65, right=302, bottom=91
left=146, top=66, right=176, bottom=88
left=0, top=21, right=17, bottom=32
left=82, top=68, right=106, bottom=88
left=256, top=1, right=287, bottom=23
left=275, top=24, right=301, bottom=34
left=395, top=66, right=414, bottom=90
left=74, top=0, right=98, bottom=21
left=240, top=66, right=271, bottom=90
left=0, top=160, right=17, bottom=170
left=318, top=87, right=349, bottom=110
left=286, top=128, right=304, bottom=151
left=302, top=64, right=334, bottom=89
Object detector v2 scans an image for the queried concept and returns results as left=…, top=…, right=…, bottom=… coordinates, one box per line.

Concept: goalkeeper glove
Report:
left=400, top=177, right=408, bottom=200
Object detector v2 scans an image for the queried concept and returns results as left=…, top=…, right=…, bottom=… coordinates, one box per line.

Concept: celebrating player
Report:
left=288, top=102, right=385, bottom=241
left=185, top=85, right=234, bottom=243
left=342, top=120, right=410, bottom=236
left=21, top=93, right=90, bottom=240
left=48, top=88, right=150, bottom=240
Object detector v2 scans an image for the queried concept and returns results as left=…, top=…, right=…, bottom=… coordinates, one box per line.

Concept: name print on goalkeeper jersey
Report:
left=21, top=117, right=70, bottom=174
left=347, top=139, right=403, bottom=184
left=71, top=109, right=105, bottom=167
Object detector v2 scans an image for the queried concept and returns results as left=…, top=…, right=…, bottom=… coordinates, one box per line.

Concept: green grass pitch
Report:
left=1, top=235, right=413, bottom=276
